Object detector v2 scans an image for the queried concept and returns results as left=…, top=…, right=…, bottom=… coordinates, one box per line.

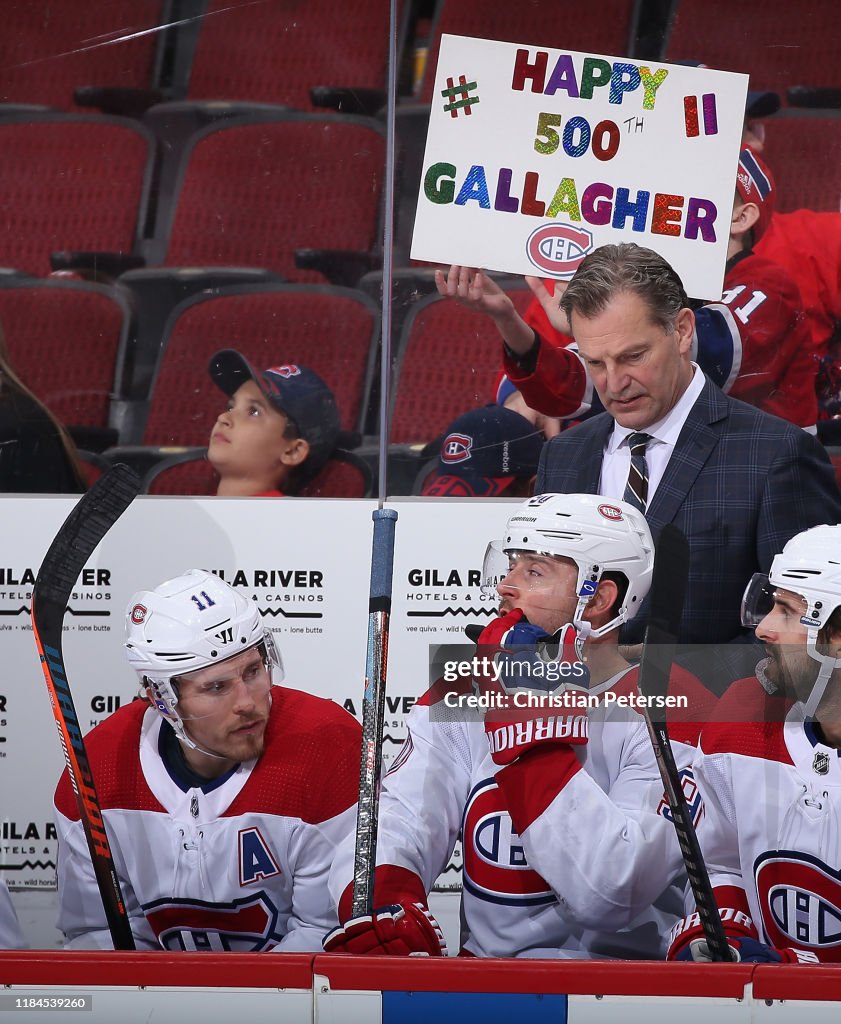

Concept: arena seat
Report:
left=132, top=284, right=379, bottom=448
left=761, top=111, right=841, bottom=212
left=140, top=106, right=386, bottom=285
left=0, top=0, right=171, bottom=110
left=143, top=445, right=373, bottom=498
left=0, top=112, right=154, bottom=277
left=0, top=277, right=132, bottom=450
left=417, top=0, right=645, bottom=103
left=663, top=0, right=841, bottom=100
left=182, top=0, right=407, bottom=114
left=389, top=280, right=532, bottom=445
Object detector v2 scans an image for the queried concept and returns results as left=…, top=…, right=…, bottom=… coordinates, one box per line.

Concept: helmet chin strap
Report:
left=804, top=632, right=841, bottom=720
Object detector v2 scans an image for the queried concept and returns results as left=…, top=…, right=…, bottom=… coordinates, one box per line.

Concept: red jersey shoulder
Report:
left=226, top=686, right=361, bottom=824
left=418, top=675, right=472, bottom=708
left=700, top=676, right=792, bottom=764
left=615, top=663, right=716, bottom=743
left=53, top=700, right=164, bottom=820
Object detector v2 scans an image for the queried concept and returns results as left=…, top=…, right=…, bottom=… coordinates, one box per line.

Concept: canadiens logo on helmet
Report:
left=597, top=504, right=623, bottom=521
left=130, top=603, right=147, bottom=625
left=814, top=751, right=830, bottom=776
left=441, top=432, right=473, bottom=464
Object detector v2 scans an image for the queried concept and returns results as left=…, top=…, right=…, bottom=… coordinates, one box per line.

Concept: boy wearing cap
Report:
left=495, top=148, right=817, bottom=431
left=207, top=349, right=341, bottom=496
left=420, top=405, right=543, bottom=498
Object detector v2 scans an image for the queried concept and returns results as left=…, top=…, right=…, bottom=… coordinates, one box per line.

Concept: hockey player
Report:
left=324, top=493, right=715, bottom=959
left=53, top=569, right=360, bottom=951
left=667, top=524, right=841, bottom=964
left=445, top=148, right=818, bottom=431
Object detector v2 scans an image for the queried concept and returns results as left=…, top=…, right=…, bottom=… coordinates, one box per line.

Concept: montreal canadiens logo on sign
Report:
left=441, top=432, right=473, bottom=464
left=130, top=603, right=147, bottom=625
left=598, top=504, right=623, bottom=522
left=526, top=223, right=593, bottom=279
left=755, top=851, right=841, bottom=958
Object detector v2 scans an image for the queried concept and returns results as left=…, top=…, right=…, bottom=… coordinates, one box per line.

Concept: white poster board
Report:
left=411, top=34, right=748, bottom=300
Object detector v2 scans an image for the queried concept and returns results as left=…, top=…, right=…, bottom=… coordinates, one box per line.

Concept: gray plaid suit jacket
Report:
left=537, top=377, right=841, bottom=644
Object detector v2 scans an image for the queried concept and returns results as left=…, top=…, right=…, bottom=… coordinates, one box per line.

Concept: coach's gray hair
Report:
left=560, top=243, right=690, bottom=334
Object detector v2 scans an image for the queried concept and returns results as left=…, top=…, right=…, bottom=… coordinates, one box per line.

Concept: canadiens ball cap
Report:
left=422, top=406, right=544, bottom=497
left=736, top=147, right=775, bottom=242
left=209, top=348, right=341, bottom=473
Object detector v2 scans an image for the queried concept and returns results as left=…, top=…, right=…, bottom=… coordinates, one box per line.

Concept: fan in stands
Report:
left=207, top=349, right=341, bottom=497
left=420, top=405, right=544, bottom=497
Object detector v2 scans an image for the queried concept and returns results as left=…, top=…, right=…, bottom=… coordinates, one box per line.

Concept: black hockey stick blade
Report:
left=638, top=524, right=733, bottom=963
left=32, top=464, right=141, bottom=950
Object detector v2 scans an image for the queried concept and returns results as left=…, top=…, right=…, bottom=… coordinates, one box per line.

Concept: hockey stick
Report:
left=351, top=508, right=398, bottom=916
left=637, top=523, right=733, bottom=962
left=31, top=464, right=141, bottom=950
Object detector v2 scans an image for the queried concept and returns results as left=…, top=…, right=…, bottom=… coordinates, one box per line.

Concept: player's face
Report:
left=175, top=646, right=272, bottom=777
left=496, top=552, right=579, bottom=634
left=572, top=291, right=694, bottom=430
left=755, top=587, right=815, bottom=697
left=207, top=380, right=293, bottom=481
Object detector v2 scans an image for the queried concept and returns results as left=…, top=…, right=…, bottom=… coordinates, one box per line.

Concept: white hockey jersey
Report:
left=693, top=677, right=841, bottom=961
left=0, top=880, right=25, bottom=949
left=330, top=664, right=713, bottom=959
left=54, top=689, right=360, bottom=951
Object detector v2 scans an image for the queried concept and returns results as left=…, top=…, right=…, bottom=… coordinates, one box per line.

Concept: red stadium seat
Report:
left=418, top=0, right=644, bottom=103
left=143, top=446, right=373, bottom=497
left=137, top=284, right=379, bottom=448
left=0, top=0, right=168, bottom=110
left=762, top=111, right=841, bottom=212
left=389, top=282, right=532, bottom=445
left=0, top=278, right=131, bottom=448
left=143, top=108, right=386, bottom=285
left=184, top=0, right=405, bottom=113
left=663, top=0, right=841, bottom=100
left=0, top=113, right=153, bottom=277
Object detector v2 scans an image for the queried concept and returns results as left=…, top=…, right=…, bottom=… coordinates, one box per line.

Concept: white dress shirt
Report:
left=599, top=364, right=706, bottom=504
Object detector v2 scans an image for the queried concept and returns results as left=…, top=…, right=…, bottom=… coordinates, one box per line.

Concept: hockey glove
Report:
left=668, top=908, right=819, bottom=964
left=676, top=936, right=819, bottom=964
left=323, top=902, right=447, bottom=957
left=476, top=611, right=588, bottom=696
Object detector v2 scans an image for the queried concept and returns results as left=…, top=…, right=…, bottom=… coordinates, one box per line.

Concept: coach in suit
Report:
left=436, top=246, right=841, bottom=650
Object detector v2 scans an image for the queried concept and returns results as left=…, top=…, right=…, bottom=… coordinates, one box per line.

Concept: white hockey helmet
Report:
left=484, top=493, right=654, bottom=637
left=742, top=524, right=841, bottom=715
left=124, top=568, right=281, bottom=746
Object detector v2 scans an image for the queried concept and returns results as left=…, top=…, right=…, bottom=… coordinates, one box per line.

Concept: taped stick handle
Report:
left=368, top=508, right=398, bottom=605
left=351, top=508, right=399, bottom=917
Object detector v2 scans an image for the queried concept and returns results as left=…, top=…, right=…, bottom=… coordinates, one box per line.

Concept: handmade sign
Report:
left=411, top=34, right=748, bottom=299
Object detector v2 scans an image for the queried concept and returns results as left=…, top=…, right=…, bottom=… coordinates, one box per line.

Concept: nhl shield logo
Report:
left=814, top=751, right=830, bottom=776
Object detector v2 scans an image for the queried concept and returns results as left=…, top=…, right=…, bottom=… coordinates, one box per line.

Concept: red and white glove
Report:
left=668, top=907, right=819, bottom=964
left=477, top=613, right=589, bottom=765
left=323, top=902, right=447, bottom=957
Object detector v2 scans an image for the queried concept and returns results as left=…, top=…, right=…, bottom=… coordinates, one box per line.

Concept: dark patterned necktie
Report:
left=623, top=432, right=652, bottom=513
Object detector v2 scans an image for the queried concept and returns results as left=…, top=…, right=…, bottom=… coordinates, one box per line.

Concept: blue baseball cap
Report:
left=422, top=406, right=544, bottom=497
left=209, top=348, right=341, bottom=473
